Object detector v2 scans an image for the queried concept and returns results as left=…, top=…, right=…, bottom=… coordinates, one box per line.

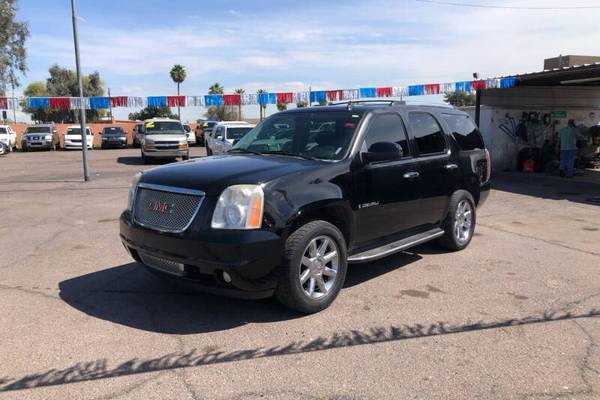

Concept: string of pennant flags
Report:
left=0, top=77, right=517, bottom=111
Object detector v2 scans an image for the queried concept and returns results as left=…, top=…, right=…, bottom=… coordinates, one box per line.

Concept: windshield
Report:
left=0, top=127, right=7, bottom=134
left=232, top=111, right=363, bottom=160
left=145, top=121, right=184, bottom=134
left=226, top=127, right=254, bottom=140
left=25, top=127, right=51, bottom=134
left=103, top=127, right=124, bottom=135
left=67, top=128, right=92, bottom=135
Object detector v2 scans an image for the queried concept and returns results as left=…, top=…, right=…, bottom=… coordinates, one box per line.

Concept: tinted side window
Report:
left=442, top=114, right=485, bottom=150
left=408, top=112, right=447, bottom=156
left=363, top=113, right=410, bottom=156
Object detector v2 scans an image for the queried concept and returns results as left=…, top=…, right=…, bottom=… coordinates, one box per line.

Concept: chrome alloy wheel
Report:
left=454, top=199, right=473, bottom=244
left=299, top=235, right=339, bottom=299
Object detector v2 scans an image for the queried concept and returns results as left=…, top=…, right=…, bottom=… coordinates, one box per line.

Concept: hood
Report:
left=145, top=133, right=186, bottom=141
left=140, top=154, right=321, bottom=196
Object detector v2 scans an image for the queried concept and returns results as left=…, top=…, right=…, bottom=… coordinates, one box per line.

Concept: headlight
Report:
left=211, top=185, right=264, bottom=230
left=144, top=138, right=154, bottom=145
left=45, top=135, right=53, bottom=140
left=127, top=172, right=142, bottom=211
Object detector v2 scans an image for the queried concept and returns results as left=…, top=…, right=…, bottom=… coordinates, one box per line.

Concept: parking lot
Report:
left=0, top=148, right=599, bottom=399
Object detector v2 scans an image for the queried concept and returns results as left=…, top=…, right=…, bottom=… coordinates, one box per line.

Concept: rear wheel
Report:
left=438, top=190, right=476, bottom=251
left=275, top=220, right=347, bottom=313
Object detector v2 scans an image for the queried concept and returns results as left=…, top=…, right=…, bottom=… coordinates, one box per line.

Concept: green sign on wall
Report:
left=550, top=111, right=567, bottom=118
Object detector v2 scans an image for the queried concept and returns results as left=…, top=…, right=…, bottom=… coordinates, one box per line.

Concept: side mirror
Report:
left=363, top=142, right=403, bottom=164
left=217, top=135, right=224, bottom=141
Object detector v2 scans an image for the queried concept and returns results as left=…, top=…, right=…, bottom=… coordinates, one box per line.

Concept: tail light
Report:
left=484, top=149, right=491, bottom=183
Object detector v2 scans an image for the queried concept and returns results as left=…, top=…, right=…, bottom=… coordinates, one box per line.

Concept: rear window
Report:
left=408, top=112, right=447, bottom=156
left=442, top=114, right=485, bottom=150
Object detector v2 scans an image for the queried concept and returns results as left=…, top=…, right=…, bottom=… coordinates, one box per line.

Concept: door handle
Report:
left=403, top=171, right=420, bottom=179
left=444, top=163, right=458, bottom=170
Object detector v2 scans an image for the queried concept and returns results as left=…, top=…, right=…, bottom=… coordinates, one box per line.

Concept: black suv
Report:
left=120, top=102, right=490, bottom=313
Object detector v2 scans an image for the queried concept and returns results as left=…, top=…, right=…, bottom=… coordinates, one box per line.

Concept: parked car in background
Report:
left=120, top=103, right=491, bottom=313
left=206, top=121, right=255, bottom=156
left=64, top=126, right=93, bottom=150
left=21, top=124, right=58, bottom=151
left=140, top=118, right=189, bottom=164
left=183, top=124, right=196, bottom=146
left=195, top=120, right=217, bottom=146
left=100, top=126, right=128, bottom=149
left=0, top=125, right=17, bottom=151
left=0, top=141, right=9, bottom=156
left=133, top=122, right=144, bottom=148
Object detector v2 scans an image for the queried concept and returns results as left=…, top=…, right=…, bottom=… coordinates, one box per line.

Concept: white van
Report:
left=64, top=126, right=94, bottom=150
left=140, top=118, right=189, bottom=164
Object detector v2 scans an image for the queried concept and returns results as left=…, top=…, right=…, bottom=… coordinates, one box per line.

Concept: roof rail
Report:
left=331, top=99, right=406, bottom=110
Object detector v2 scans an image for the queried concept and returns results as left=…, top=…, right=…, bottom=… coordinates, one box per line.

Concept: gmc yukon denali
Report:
left=120, top=102, right=491, bottom=313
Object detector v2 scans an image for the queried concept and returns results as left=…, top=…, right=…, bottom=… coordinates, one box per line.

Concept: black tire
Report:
left=206, top=146, right=212, bottom=156
left=182, top=152, right=189, bottom=161
left=438, top=190, right=476, bottom=251
left=141, top=150, right=148, bottom=164
left=275, top=220, right=347, bottom=313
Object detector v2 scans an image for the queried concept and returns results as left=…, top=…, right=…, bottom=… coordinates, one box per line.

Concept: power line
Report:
left=415, top=0, right=600, bottom=10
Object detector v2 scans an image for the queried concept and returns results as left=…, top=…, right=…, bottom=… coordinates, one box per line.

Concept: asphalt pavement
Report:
left=0, top=148, right=598, bottom=399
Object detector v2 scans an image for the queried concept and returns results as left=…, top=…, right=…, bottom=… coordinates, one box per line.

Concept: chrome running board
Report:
left=348, top=228, right=444, bottom=263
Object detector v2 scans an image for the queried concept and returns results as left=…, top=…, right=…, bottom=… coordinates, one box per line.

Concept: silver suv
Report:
left=21, top=124, right=58, bottom=151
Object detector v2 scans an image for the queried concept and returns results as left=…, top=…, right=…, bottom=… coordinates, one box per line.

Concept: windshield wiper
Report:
left=261, top=150, right=317, bottom=161
left=227, top=148, right=263, bottom=156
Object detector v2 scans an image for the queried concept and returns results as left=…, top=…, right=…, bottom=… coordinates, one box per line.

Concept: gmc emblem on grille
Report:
left=147, top=199, right=175, bottom=214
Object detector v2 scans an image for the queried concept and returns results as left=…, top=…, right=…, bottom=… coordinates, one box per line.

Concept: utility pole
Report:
left=11, top=84, right=16, bottom=123
left=71, top=0, right=89, bottom=181
left=108, top=87, right=113, bottom=121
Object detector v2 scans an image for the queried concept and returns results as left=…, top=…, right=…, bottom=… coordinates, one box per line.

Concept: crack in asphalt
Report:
left=479, top=223, right=600, bottom=257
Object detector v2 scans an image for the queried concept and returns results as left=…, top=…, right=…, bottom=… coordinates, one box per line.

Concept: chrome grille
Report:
left=133, top=184, right=204, bottom=233
left=139, top=251, right=184, bottom=276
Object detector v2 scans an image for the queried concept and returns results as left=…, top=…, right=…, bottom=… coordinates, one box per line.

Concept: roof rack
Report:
left=331, top=99, right=406, bottom=110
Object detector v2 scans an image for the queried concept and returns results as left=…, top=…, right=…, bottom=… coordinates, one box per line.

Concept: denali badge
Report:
left=147, top=199, right=175, bottom=214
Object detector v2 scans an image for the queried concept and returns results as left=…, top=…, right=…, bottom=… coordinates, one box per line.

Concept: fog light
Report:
left=222, top=271, right=232, bottom=283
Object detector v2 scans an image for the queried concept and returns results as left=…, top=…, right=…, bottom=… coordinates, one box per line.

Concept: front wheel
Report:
left=182, top=152, right=189, bottom=161
left=438, top=190, right=476, bottom=251
left=275, top=220, right=347, bottom=313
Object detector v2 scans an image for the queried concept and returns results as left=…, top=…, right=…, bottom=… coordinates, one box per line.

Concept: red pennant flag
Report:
left=167, top=96, right=186, bottom=107
left=276, top=92, right=294, bottom=104
left=49, top=97, right=70, bottom=110
left=0, top=97, right=8, bottom=109
left=326, top=90, right=344, bottom=101
left=376, top=87, right=393, bottom=97
left=471, top=80, right=486, bottom=90
left=110, top=96, right=128, bottom=107
left=222, top=94, right=241, bottom=106
left=424, top=84, right=440, bottom=95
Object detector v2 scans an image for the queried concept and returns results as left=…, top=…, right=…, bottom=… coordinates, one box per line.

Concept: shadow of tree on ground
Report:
left=1, top=308, right=597, bottom=393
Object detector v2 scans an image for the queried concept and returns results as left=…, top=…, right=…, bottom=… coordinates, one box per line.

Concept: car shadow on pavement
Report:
left=58, top=262, right=297, bottom=335
left=59, top=251, right=425, bottom=335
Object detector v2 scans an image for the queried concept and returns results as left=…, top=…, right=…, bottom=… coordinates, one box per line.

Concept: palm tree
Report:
left=234, top=88, right=245, bottom=120
left=169, top=64, right=186, bottom=120
left=209, top=83, right=224, bottom=94
left=257, top=89, right=267, bottom=121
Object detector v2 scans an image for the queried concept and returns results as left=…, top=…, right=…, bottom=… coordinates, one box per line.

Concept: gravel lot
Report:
left=0, top=148, right=598, bottom=399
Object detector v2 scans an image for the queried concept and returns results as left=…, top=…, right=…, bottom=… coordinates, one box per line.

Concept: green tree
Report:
left=0, top=0, right=29, bottom=95
left=128, top=106, right=177, bottom=121
left=208, top=83, right=224, bottom=94
left=234, top=88, right=245, bottom=120
left=21, top=81, right=49, bottom=122
left=296, top=100, right=308, bottom=108
left=169, top=64, right=186, bottom=119
left=443, top=91, right=476, bottom=107
left=276, top=102, right=287, bottom=111
left=257, top=88, right=267, bottom=121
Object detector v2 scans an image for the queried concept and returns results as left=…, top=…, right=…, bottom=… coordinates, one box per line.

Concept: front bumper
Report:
left=119, top=210, right=282, bottom=298
left=143, top=148, right=188, bottom=158
left=64, top=140, right=92, bottom=149
left=102, top=139, right=127, bottom=148
left=23, top=140, right=54, bottom=150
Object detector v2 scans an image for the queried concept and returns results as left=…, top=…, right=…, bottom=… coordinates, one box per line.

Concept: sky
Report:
left=11, top=0, right=600, bottom=122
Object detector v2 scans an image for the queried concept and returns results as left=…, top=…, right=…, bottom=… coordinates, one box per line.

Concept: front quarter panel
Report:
left=262, top=161, right=354, bottom=236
